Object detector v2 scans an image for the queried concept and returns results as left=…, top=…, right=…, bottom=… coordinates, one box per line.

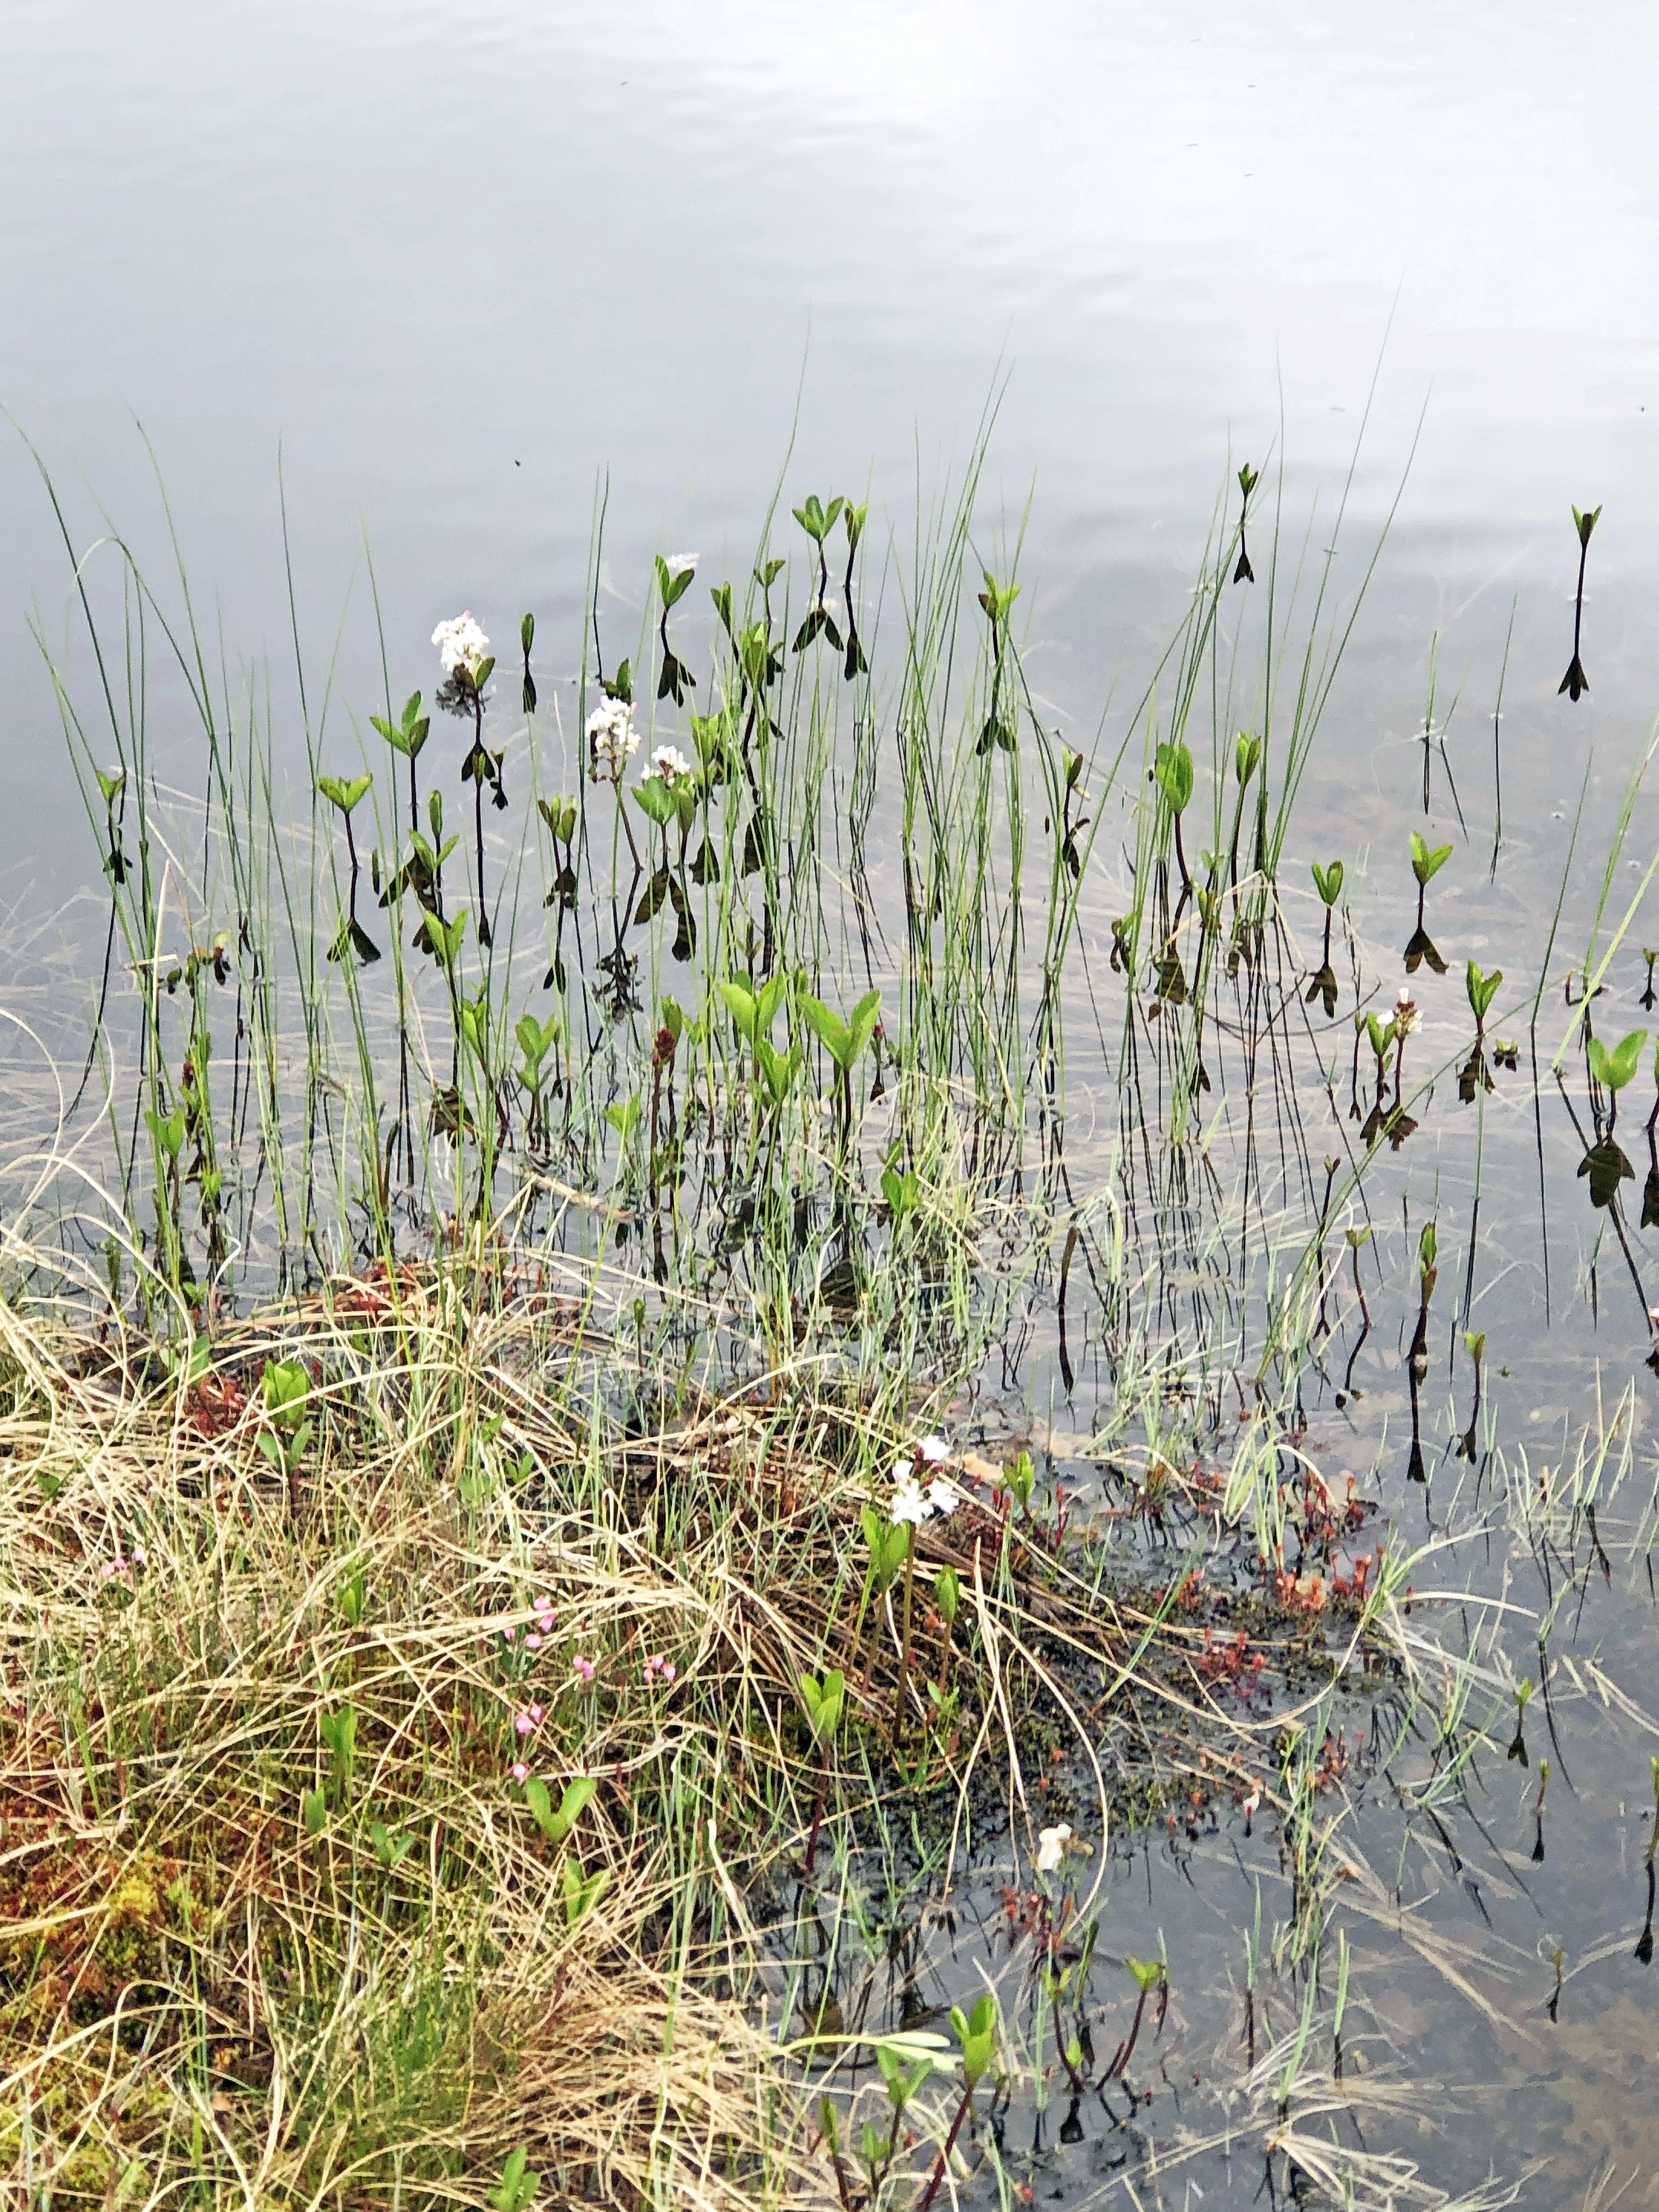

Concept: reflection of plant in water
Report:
left=1232, top=460, right=1260, bottom=584
left=1578, top=1024, right=1646, bottom=1208
left=975, top=569, right=1021, bottom=755
left=1404, top=829, right=1452, bottom=974
left=1460, top=957, right=1502, bottom=1101
left=31, top=438, right=1659, bottom=2212
left=653, top=554, right=697, bottom=707
left=432, top=612, right=503, bottom=944
left=1505, top=1674, right=1533, bottom=1765
left=1305, top=858, right=1344, bottom=1015
left=1637, top=1756, right=1659, bottom=1962
left=1559, top=501, right=1600, bottom=701
left=319, top=770, right=380, bottom=967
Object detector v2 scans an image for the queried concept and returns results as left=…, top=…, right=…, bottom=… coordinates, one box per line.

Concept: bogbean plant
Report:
left=46, top=439, right=1659, bottom=1534
left=38, top=434, right=1404, bottom=1399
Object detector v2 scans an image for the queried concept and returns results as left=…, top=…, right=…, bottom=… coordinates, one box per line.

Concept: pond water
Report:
left=6, top=5, right=1659, bottom=2207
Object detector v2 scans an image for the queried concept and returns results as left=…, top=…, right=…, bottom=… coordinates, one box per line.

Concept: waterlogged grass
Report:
left=2, top=433, right=1658, bottom=2208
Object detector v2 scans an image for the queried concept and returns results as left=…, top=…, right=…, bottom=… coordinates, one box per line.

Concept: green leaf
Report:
left=423, top=906, right=469, bottom=971
left=317, top=771, right=372, bottom=816
left=634, top=775, right=677, bottom=829
left=847, top=987, right=882, bottom=1068
left=318, top=1705, right=357, bottom=1780
left=1589, top=1027, right=1648, bottom=1093
left=490, top=2146, right=540, bottom=2212
left=146, top=1104, right=187, bottom=1161
left=562, top=1857, right=611, bottom=1927
left=755, top=1036, right=800, bottom=1106
left=1153, top=741, right=1194, bottom=815
left=791, top=494, right=842, bottom=543
left=977, top=571, right=1021, bottom=623
left=1310, top=859, right=1344, bottom=907
left=716, top=978, right=759, bottom=1044
left=1005, top=1449, right=1035, bottom=1511
left=515, top=1011, right=559, bottom=1077
left=797, top=992, right=851, bottom=1069
left=655, top=554, right=696, bottom=610
left=798, top=988, right=879, bottom=1074
left=301, top=1787, right=327, bottom=1835
left=800, top=1668, right=845, bottom=1742
left=261, top=1358, right=310, bottom=1428
left=1466, top=960, right=1502, bottom=1023
left=95, top=763, right=126, bottom=806
left=1234, top=731, right=1261, bottom=788
left=1409, top=831, right=1453, bottom=885
left=527, top=1774, right=596, bottom=1845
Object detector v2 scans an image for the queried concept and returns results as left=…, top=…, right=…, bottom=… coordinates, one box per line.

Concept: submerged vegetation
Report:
left=3, top=428, right=1659, bottom=2209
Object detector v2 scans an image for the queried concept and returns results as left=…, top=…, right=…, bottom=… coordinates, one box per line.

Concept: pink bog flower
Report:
left=510, top=1761, right=529, bottom=1784
left=514, top=1711, right=535, bottom=1736
left=527, top=1703, right=545, bottom=1726
left=526, top=1633, right=543, bottom=1650
left=572, top=1653, right=596, bottom=1684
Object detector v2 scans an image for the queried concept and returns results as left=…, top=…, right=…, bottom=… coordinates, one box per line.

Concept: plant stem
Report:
left=894, top=1525, right=917, bottom=1734
left=916, top=2086, right=975, bottom=2212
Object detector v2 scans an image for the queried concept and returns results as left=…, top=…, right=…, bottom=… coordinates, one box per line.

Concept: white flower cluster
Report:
left=432, top=611, right=489, bottom=678
left=1393, top=986, right=1421, bottom=1038
left=650, top=744, right=692, bottom=789
left=586, top=697, right=640, bottom=782
left=889, top=1435, right=958, bottom=1526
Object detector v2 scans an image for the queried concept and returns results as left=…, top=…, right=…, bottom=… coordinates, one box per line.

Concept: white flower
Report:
left=651, top=744, right=692, bottom=788
left=586, top=698, right=640, bottom=782
left=432, top=611, right=489, bottom=678
left=1393, top=988, right=1421, bottom=1038
left=1036, top=1822, right=1071, bottom=1874
left=889, top=1479, right=930, bottom=1528
left=926, top=1476, right=958, bottom=1519
left=916, top=1434, right=950, bottom=1466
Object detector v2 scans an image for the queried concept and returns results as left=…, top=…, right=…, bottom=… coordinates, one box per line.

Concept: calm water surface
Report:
left=6, top=5, right=1659, bottom=2203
